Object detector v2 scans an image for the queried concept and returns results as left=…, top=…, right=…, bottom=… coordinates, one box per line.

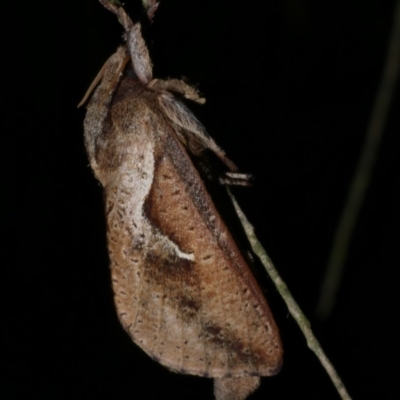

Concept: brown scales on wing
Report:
left=144, top=105, right=282, bottom=378
left=98, top=75, right=282, bottom=378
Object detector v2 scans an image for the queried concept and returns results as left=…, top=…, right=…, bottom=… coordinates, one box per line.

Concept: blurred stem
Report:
left=227, top=188, right=352, bottom=400
left=315, top=0, right=400, bottom=319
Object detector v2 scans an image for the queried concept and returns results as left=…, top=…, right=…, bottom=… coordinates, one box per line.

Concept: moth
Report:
left=80, top=1, right=282, bottom=399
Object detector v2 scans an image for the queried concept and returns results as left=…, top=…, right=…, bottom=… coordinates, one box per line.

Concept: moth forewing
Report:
left=82, top=2, right=282, bottom=399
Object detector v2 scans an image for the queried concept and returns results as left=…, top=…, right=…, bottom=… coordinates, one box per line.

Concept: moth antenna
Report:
left=77, top=60, right=108, bottom=108
left=78, top=50, right=130, bottom=108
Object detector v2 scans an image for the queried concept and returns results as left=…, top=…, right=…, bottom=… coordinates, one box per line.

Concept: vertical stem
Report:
left=227, top=188, right=352, bottom=400
left=315, top=0, right=400, bottom=319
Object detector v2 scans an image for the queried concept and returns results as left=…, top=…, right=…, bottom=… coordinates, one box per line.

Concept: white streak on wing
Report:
left=168, top=240, right=195, bottom=261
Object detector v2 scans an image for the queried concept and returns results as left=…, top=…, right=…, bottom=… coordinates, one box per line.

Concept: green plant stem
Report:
left=227, top=188, right=352, bottom=400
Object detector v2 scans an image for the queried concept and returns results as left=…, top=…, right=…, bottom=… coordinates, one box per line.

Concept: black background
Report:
left=3, top=0, right=399, bottom=399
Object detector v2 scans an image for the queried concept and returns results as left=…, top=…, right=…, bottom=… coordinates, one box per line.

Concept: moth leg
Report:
left=99, top=0, right=153, bottom=84
left=218, top=172, right=253, bottom=187
left=150, top=78, right=206, bottom=104
left=144, top=0, right=160, bottom=22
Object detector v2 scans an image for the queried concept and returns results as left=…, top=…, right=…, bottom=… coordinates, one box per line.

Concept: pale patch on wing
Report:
left=167, top=239, right=195, bottom=261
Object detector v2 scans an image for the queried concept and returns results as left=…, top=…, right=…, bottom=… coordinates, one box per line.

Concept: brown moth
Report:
left=80, top=1, right=282, bottom=398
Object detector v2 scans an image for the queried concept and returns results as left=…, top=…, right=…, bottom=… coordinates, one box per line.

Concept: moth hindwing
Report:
left=82, top=2, right=282, bottom=399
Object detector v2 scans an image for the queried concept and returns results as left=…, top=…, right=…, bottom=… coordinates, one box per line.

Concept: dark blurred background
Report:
left=2, top=0, right=398, bottom=399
